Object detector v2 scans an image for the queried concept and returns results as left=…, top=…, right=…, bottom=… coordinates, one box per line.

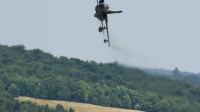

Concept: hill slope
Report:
left=16, top=96, right=143, bottom=112
left=1, top=44, right=200, bottom=112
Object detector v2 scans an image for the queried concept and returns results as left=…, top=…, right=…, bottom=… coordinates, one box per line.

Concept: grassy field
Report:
left=16, top=96, right=143, bottom=112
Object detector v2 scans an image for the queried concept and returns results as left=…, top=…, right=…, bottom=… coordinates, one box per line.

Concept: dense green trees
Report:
left=1, top=44, right=200, bottom=112
left=8, top=83, right=20, bottom=97
left=0, top=80, right=5, bottom=91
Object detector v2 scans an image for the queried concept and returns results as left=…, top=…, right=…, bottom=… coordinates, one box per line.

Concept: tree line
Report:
left=0, top=91, right=74, bottom=112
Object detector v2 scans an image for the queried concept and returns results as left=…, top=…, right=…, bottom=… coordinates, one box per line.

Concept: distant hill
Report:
left=16, top=96, right=143, bottom=112
left=1, top=44, right=200, bottom=112
left=141, top=68, right=200, bottom=85
left=141, top=68, right=200, bottom=76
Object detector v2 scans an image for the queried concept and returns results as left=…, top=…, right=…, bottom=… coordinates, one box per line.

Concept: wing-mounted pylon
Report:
left=105, top=18, right=110, bottom=47
left=107, top=10, right=123, bottom=14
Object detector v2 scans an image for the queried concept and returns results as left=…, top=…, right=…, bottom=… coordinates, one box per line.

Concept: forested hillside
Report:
left=1, top=44, right=200, bottom=112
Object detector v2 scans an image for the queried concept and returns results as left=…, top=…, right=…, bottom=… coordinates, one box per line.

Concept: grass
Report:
left=16, top=96, right=143, bottom=112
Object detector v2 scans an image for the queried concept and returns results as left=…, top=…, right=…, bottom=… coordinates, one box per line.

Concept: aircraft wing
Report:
left=107, top=10, right=123, bottom=14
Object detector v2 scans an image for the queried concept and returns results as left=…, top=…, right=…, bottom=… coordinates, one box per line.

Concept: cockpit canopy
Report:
left=99, top=0, right=104, bottom=3
left=98, top=3, right=105, bottom=9
left=98, top=3, right=109, bottom=9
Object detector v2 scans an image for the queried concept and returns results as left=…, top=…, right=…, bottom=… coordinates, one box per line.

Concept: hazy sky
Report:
left=0, top=0, right=200, bottom=73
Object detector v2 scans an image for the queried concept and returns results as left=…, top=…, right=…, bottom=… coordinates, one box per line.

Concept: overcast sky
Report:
left=0, top=0, right=200, bottom=73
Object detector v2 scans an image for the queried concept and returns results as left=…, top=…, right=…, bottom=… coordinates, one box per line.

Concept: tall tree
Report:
left=0, top=80, right=5, bottom=91
left=172, top=67, right=180, bottom=76
left=8, top=83, right=20, bottom=97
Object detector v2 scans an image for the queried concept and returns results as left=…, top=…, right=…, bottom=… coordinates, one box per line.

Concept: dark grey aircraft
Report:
left=94, top=0, right=123, bottom=47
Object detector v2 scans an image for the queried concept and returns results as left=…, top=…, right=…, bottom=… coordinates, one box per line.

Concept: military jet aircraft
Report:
left=94, top=0, right=123, bottom=47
